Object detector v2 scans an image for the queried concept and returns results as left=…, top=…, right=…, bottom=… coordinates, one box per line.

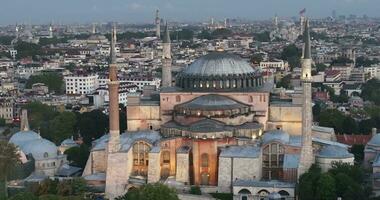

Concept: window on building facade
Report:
left=201, top=153, right=209, bottom=167
left=132, top=141, right=151, bottom=176
left=262, top=143, right=284, bottom=180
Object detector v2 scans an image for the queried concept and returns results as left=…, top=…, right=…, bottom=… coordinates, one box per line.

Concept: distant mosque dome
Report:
left=9, top=130, right=40, bottom=147
left=262, top=129, right=290, bottom=144
left=176, top=52, right=263, bottom=91
left=317, top=145, right=353, bottom=159
left=22, top=138, right=58, bottom=160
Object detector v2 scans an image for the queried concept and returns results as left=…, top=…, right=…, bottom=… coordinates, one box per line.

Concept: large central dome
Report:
left=176, top=52, right=263, bottom=91
left=182, top=52, right=255, bottom=76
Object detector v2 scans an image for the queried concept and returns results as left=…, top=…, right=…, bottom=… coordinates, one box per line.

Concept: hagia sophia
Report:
left=80, top=20, right=355, bottom=200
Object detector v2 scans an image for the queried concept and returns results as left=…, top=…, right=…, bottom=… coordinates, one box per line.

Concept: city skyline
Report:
left=1, top=0, right=379, bottom=25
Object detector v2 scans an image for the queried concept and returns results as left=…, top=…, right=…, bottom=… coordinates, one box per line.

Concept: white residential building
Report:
left=64, top=74, right=98, bottom=95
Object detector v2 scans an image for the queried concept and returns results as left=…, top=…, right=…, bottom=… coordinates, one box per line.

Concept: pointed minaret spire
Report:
left=303, top=20, right=311, bottom=59
left=110, top=24, right=117, bottom=64
left=20, top=109, right=30, bottom=131
left=163, top=22, right=171, bottom=45
left=298, top=17, right=314, bottom=178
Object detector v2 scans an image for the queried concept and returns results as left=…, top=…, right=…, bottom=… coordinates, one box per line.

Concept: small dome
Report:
left=317, top=145, right=353, bottom=159
left=368, top=133, right=380, bottom=147
left=22, top=138, right=58, bottom=160
left=182, top=52, right=255, bottom=77
left=9, top=130, right=40, bottom=147
left=262, top=129, right=290, bottom=144
left=61, top=138, right=77, bottom=147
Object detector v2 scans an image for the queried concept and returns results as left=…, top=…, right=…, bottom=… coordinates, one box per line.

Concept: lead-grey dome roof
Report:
left=317, top=145, right=353, bottom=159
left=182, top=52, right=255, bottom=76
left=9, top=130, right=40, bottom=147
left=368, top=134, right=380, bottom=147
left=262, top=129, right=290, bottom=144
left=22, top=138, right=58, bottom=160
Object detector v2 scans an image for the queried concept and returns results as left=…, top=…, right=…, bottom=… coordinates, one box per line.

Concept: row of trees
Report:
left=8, top=178, right=87, bottom=200
left=298, top=163, right=370, bottom=200
left=116, top=183, right=179, bottom=200
left=24, top=102, right=126, bottom=145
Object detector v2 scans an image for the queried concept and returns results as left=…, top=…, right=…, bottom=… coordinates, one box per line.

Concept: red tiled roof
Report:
left=336, top=134, right=372, bottom=145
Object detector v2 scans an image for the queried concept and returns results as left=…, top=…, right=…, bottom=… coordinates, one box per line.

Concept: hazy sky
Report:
left=1, top=0, right=379, bottom=25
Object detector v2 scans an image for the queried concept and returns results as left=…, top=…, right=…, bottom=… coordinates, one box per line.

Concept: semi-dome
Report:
left=22, top=138, right=58, bottom=160
left=262, top=129, right=290, bottom=144
left=176, top=52, right=263, bottom=91
left=174, top=94, right=252, bottom=117
left=317, top=145, right=353, bottom=159
left=9, top=130, right=40, bottom=147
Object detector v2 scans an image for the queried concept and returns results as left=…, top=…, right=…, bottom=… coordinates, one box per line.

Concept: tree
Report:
left=26, top=72, right=64, bottom=94
left=48, top=112, right=77, bottom=144
left=119, top=104, right=127, bottom=133
left=315, top=63, right=327, bottom=72
left=0, top=118, right=5, bottom=126
left=116, top=183, right=180, bottom=200
left=14, top=41, right=43, bottom=59
left=298, top=164, right=322, bottom=200
left=189, top=186, right=202, bottom=195
left=171, top=29, right=194, bottom=41
left=64, top=144, right=90, bottom=168
left=361, top=79, right=380, bottom=105
left=315, top=173, right=336, bottom=200
left=211, top=28, right=232, bottom=39
left=276, top=74, right=292, bottom=89
left=76, top=110, right=108, bottom=144
left=351, top=144, right=364, bottom=163
left=0, top=141, right=20, bottom=199
left=8, top=192, right=38, bottom=200
left=319, top=109, right=346, bottom=134
left=341, top=116, right=358, bottom=134
left=254, top=31, right=270, bottom=42
left=280, top=44, right=301, bottom=70
left=198, top=30, right=212, bottom=40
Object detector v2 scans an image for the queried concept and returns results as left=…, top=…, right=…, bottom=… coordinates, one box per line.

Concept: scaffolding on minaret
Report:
left=155, top=9, right=161, bottom=39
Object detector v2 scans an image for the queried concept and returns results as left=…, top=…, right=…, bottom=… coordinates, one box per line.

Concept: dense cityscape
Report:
left=1, top=4, right=380, bottom=200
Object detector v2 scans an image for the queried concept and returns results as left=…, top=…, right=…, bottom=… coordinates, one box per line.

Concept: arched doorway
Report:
left=238, top=189, right=251, bottom=200
left=161, top=151, right=171, bottom=179
left=200, top=172, right=209, bottom=185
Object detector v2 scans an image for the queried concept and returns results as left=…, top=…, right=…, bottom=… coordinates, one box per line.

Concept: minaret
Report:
left=49, top=24, right=53, bottom=38
left=155, top=9, right=160, bottom=38
left=92, top=23, right=96, bottom=34
left=105, top=24, right=122, bottom=199
left=298, top=19, right=314, bottom=177
left=161, top=22, right=172, bottom=88
left=20, top=109, right=30, bottom=131
left=274, top=14, right=278, bottom=30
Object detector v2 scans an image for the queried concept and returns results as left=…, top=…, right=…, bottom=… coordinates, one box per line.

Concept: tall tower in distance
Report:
left=49, top=24, right=53, bottom=38
left=105, top=24, right=123, bottom=199
left=161, top=22, right=172, bottom=88
left=155, top=9, right=161, bottom=38
left=298, top=19, right=315, bottom=177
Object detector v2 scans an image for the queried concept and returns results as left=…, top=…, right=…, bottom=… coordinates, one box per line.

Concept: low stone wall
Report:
left=178, top=194, right=216, bottom=200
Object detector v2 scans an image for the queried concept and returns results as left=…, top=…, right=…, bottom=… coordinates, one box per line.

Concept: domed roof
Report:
left=22, top=138, right=58, bottom=160
left=368, top=134, right=380, bottom=147
left=9, top=130, right=40, bottom=147
left=177, top=94, right=250, bottom=111
left=61, top=138, right=78, bottom=147
left=262, top=129, right=290, bottom=144
left=182, top=52, right=255, bottom=77
left=317, top=145, right=353, bottom=159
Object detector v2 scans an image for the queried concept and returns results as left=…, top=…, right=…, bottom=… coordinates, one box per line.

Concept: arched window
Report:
left=201, top=153, right=209, bottom=167
left=132, top=141, right=151, bottom=177
left=43, top=152, right=49, bottom=158
left=262, top=143, right=285, bottom=180
left=201, top=172, right=209, bottom=185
